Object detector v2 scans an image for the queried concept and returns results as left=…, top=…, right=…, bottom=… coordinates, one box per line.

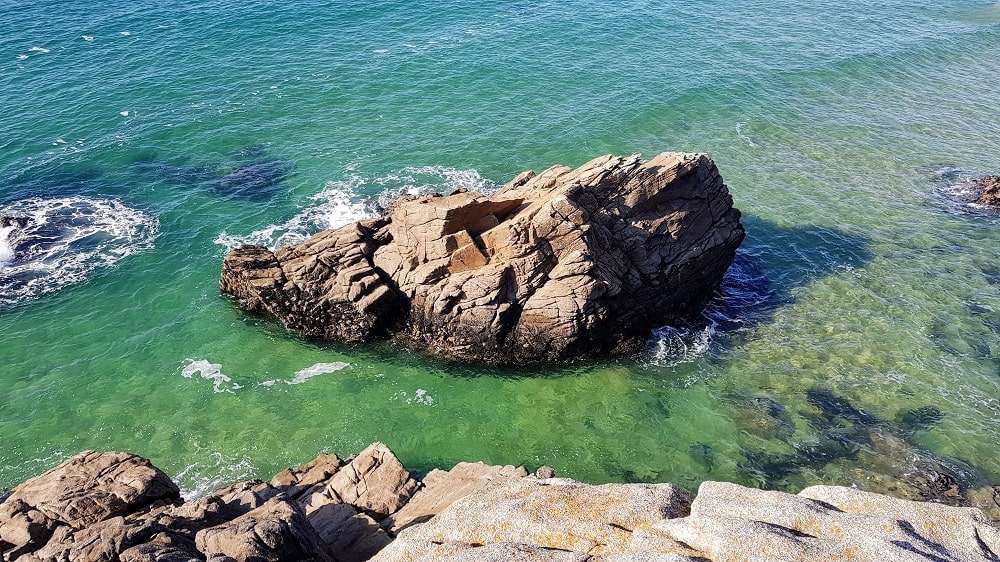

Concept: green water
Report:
left=1, top=0, right=998, bottom=499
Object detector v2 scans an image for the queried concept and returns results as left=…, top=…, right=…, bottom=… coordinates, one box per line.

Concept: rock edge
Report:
left=220, top=152, right=745, bottom=364
left=3, top=444, right=999, bottom=562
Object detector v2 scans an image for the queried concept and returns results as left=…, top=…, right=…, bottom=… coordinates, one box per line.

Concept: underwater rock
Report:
left=221, top=152, right=745, bottom=364
left=216, top=159, right=292, bottom=198
left=896, top=405, right=945, bottom=434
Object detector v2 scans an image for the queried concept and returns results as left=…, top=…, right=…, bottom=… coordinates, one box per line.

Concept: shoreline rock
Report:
left=221, top=152, right=745, bottom=364
left=2, top=444, right=999, bottom=561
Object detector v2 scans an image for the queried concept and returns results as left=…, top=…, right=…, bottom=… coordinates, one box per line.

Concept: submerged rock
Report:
left=221, top=152, right=745, bottom=364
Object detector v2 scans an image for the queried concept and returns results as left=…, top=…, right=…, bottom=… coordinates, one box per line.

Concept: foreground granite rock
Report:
left=221, top=152, right=745, bottom=364
left=3, top=443, right=998, bottom=561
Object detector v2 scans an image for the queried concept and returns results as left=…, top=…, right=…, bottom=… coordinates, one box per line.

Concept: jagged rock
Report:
left=271, top=452, right=344, bottom=502
left=221, top=152, right=745, bottom=364
left=157, top=479, right=280, bottom=533
left=653, top=481, right=1000, bottom=562
left=308, top=503, right=392, bottom=562
left=382, top=462, right=529, bottom=535
left=371, top=478, right=694, bottom=562
left=0, top=451, right=179, bottom=560
left=194, top=496, right=333, bottom=562
left=974, top=175, right=1000, bottom=207
left=302, top=442, right=420, bottom=520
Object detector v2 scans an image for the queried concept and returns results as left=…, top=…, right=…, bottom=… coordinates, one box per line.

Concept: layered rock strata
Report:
left=221, top=152, right=745, bottom=364
left=2, top=444, right=999, bottom=562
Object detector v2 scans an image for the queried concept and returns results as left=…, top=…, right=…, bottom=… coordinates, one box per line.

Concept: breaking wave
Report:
left=0, top=197, right=158, bottom=308
left=215, top=165, right=497, bottom=250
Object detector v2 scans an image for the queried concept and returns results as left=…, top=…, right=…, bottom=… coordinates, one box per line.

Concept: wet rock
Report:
left=195, top=496, right=333, bottom=562
left=0, top=451, right=179, bottom=560
left=371, top=478, right=693, bottom=561
left=221, top=152, right=745, bottom=364
left=974, top=175, right=1000, bottom=207
left=382, top=461, right=529, bottom=536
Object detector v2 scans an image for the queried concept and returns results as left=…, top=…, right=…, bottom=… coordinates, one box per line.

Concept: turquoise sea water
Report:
left=1, top=0, right=999, bottom=500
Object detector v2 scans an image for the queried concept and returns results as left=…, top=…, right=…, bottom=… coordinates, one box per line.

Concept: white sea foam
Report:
left=215, top=165, right=496, bottom=250
left=180, top=359, right=242, bottom=393
left=173, top=450, right=255, bottom=500
left=120, top=31, right=132, bottom=36
left=288, top=362, right=349, bottom=385
left=0, top=225, right=15, bottom=265
left=16, top=54, right=28, bottom=60
left=28, top=47, right=49, bottom=54
left=82, top=35, right=94, bottom=42
left=0, top=196, right=158, bottom=307
left=392, top=389, right=436, bottom=406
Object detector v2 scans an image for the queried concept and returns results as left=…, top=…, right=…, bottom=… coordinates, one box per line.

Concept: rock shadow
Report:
left=646, top=214, right=873, bottom=364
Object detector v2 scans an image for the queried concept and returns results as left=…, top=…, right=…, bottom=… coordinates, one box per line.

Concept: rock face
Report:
left=4, top=444, right=998, bottom=562
left=974, top=175, right=1000, bottom=207
left=221, top=152, right=745, bottom=364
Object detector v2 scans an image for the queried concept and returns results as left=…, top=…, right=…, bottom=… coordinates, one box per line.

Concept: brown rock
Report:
left=194, top=496, right=333, bottom=562
left=304, top=442, right=420, bottom=521
left=271, top=453, right=344, bottom=502
left=308, top=503, right=393, bottom=562
left=0, top=451, right=179, bottom=560
left=974, top=175, right=1000, bottom=207
left=221, top=152, right=745, bottom=364
left=382, top=462, right=529, bottom=536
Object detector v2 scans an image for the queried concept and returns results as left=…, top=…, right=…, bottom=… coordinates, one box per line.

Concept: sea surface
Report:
left=1, top=0, right=999, bottom=499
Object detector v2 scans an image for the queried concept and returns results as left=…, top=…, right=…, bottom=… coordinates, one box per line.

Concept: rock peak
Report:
left=221, top=152, right=745, bottom=364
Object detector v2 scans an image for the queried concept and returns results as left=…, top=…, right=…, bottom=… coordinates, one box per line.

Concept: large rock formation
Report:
left=221, top=152, right=745, bottom=364
left=3, top=444, right=999, bottom=562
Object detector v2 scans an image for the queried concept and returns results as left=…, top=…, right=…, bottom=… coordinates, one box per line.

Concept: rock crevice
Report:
left=221, top=152, right=745, bottom=364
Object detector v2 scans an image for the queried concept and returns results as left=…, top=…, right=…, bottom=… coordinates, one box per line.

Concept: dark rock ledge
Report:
left=2, top=444, right=999, bottom=562
left=221, top=152, right=745, bottom=364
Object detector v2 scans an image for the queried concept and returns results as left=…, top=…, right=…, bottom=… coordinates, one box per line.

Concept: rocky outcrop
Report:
left=3, top=444, right=998, bottom=561
left=221, top=152, right=745, bottom=364
left=0, top=451, right=179, bottom=560
left=974, top=175, right=1000, bottom=207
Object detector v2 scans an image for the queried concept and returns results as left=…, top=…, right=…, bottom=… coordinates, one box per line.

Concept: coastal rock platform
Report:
left=2, top=444, right=999, bottom=562
left=221, top=152, right=745, bottom=364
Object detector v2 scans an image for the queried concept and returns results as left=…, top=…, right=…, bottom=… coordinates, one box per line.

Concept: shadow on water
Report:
left=645, top=214, right=874, bottom=367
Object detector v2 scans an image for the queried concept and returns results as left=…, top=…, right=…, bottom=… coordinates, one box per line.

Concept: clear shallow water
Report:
left=1, top=0, right=998, bottom=499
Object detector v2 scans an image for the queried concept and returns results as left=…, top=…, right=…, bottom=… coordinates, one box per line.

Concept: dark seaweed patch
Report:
left=215, top=159, right=292, bottom=199
left=895, top=406, right=944, bottom=434
left=689, top=443, right=716, bottom=473
left=806, top=388, right=880, bottom=427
